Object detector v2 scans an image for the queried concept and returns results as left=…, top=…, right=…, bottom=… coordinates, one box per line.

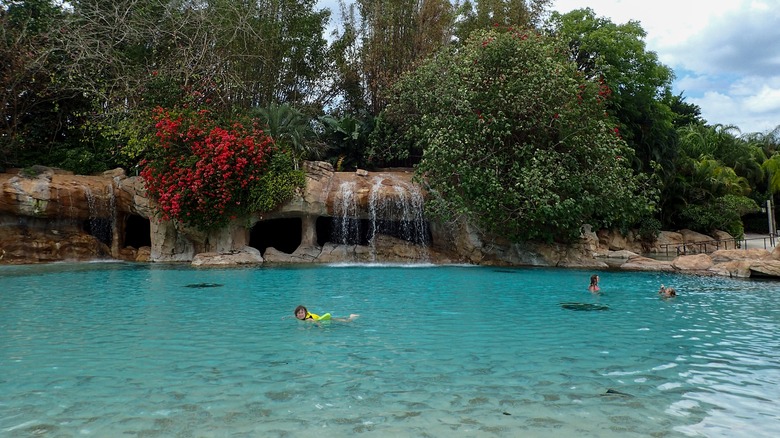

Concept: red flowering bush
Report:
left=140, top=107, right=301, bottom=230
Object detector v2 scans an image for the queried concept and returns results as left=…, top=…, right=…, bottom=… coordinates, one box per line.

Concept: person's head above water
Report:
left=659, top=284, right=677, bottom=298
left=589, top=274, right=600, bottom=292
left=294, top=305, right=309, bottom=320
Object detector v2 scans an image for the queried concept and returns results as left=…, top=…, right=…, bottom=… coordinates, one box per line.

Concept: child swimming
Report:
left=294, top=305, right=359, bottom=322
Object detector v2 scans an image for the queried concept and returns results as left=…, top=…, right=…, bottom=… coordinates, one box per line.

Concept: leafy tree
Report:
left=24, top=0, right=333, bottom=173
left=319, top=114, right=374, bottom=171
left=0, top=0, right=94, bottom=169
left=743, top=125, right=780, bottom=157
left=331, top=0, right=455, bottom=115
left=680, top=194, right=758, bottom=239
left=546, top=8, right=678, bottom=174
left=755, top=126, right=780, bottom=195
left=678, top=124, right=765, bottom=191
left=454, top=0, right=551, bottom=42
left=384, top=29, right=658, bottom=243
left=661, top=130, right=761, bottom=234
left=366, top=111, right=422, bottom=167
left=62, top=0, right=331, bottom=111
left=207, top=0, right=331, bottom=107
left=325, top=4, right=367, bottom=117
left=761, top=153, right=780, bottom=195
left=248, top=148, right=307, bottom=213
left=684, top=157, right=751, bottom=202
left=667, top=92, right=705, bottom=129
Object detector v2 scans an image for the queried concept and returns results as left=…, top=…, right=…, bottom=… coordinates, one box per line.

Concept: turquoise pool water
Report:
left=1, top=263, right=779, bottom=437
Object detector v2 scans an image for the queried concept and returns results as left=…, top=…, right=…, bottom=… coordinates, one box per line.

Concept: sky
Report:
left=552, top=0, right=780, bottom=134
left=316, top=0, right=780, bottom=134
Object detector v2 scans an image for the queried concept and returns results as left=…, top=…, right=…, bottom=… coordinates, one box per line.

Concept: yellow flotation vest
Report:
left=305, top=312, right=331, bottom=321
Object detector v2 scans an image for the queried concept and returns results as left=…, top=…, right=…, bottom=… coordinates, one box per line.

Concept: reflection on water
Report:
left=1, top=263, right=779, bottom=437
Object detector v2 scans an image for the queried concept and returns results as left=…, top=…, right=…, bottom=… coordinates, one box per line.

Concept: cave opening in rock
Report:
left=315, top=216, right=431, bottom=246
left=250, top=218, right=302, bottom=255
left=124, top=214, right=151, bottom=249
left=316, top=216, right=333, bottom=246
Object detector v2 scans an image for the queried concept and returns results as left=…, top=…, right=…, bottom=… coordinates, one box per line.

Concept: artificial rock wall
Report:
left=6, top=162, right=767, bottom=276
left=0, top=162, right=460, bottom=265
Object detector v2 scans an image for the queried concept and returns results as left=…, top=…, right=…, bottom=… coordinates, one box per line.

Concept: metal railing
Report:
left=659, top=235, right=777, bottom=257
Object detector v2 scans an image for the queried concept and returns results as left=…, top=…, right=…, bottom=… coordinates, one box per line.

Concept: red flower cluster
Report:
left=140, top=107, right=274, bottom=230
left=596, top=77, right=612, bottom=103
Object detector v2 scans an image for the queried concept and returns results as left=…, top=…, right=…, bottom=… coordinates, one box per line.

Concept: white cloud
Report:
left=744, top=85, right=780, bottom=115
left=690, top=77, right=780, bottom=132
left=551, top=0, right=780, bottom=133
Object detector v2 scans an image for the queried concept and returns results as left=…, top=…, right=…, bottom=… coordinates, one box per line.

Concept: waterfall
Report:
left=83, top=183, right=116, bottom=247
left=393, top=180, right=427, bottom=245
left=330, top=175, right=430, bottom=262
left=367, top=176, right=430, bottom=261
left=367, top=177, right=383, bottom=260
left=332, top=181, right=360, bottom=245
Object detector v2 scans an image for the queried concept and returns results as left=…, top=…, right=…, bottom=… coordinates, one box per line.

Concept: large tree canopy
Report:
left=454, top=0, right=551, bottom=42
left=384, top=29, right=658, bottom=242
left=62, top=0, right=331, bottom=111
left=330, top=0, right=454, bottom=116
left=546, top=8, right=678, bottom=174
left=0, top=0, right=93, bottom=169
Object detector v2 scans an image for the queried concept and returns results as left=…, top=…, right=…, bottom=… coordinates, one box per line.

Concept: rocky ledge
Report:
left=619, top=247, right=780, bottom=278
left=1, top=164, right=778, bottom=279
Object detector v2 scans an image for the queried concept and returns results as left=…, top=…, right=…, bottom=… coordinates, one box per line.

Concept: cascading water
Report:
left=367, top=177, right=384, bottom=261
left=83, top=184, right=116, bottom=247
left=371, top=176, right=430, bottom=261
left=331, top=181, right=360, bottom=245
left=366, top=178, right=381, bottom=255
left=330, top=175, right=430, bottom=262
left=393, top=180, right=427, bottom=245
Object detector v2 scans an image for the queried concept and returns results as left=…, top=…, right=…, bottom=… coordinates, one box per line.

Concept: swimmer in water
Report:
left=659, top=284, right=677, bottom=298
left=588, top=274, right=600, bottom=293
left=293, top=305, right=359, bottom=322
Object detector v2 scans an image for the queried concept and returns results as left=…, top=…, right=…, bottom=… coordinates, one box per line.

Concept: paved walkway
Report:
left=742, top=233, right=777, bottom=250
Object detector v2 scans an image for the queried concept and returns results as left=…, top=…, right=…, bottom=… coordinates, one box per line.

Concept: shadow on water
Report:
left=560, top=302, right=610, bottom=311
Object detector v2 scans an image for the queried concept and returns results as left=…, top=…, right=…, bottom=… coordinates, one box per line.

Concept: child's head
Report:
left=294, top=305, right=308, bottom=320
left=590, top=274, right=599, bottom=285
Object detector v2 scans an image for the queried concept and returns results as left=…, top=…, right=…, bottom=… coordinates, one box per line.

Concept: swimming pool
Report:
left=1, top=263, right=779, bottom=437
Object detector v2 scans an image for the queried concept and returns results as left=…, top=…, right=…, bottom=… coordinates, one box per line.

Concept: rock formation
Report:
left=2, top=162, right=779, bottom=279
left=0, top=162, right=453, bottom=265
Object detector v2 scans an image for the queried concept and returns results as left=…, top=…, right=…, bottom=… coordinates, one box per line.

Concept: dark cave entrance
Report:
left=124, top=214, right=151, bottom=249
left=250, top=218, right=302, bottom=255
left=315, top=216, right=431, bottom=246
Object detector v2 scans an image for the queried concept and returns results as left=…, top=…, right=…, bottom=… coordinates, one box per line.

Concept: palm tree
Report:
left=743, top=125, right=780, bottom=157
left=318, top=114, right=374, bottom=171
left=253, top=103, right=323, bottom=168
left=678, top=124, right=715, bottom=158
left=762, top=153, right=780, bottom=195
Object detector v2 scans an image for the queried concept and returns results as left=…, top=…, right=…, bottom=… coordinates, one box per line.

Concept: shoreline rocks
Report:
left=2, top=165, right=779, bottom=279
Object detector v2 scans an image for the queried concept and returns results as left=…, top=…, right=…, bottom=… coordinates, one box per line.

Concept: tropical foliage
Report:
left=3, top=0, right=779, bottom=241
left=140, top=107, right=303, bottom=230
left=253, top=103, right=323, bottom=168
left=547, top=8, right=678, bottom=174
left=382, top=29, right=658, bottom=242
